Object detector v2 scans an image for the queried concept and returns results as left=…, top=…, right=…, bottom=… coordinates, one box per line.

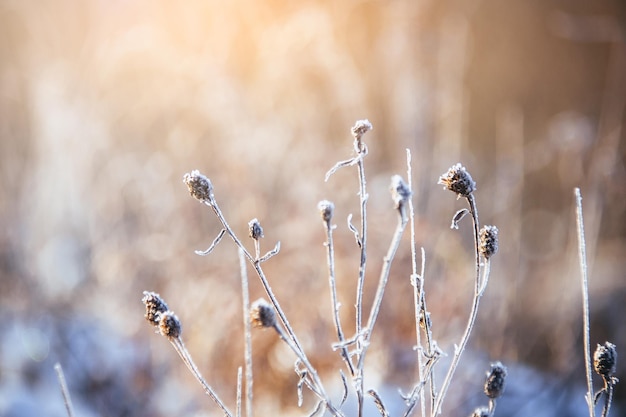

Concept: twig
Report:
left=575, top=187, right=595, bottom=417
left=239, top=248, right=253, bottom=417
left=54, top=363, right=75, bottom=417
left=432, top=194, right=485, bottom=416
left=319, top=200, right=355, bottom=375
left=170, top=336, right=234, bottom=417
left=236, top=366, right=243, bottom=417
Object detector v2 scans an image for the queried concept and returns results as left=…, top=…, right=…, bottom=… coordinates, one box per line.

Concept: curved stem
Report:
left=431, top=194, right=483, bottom=416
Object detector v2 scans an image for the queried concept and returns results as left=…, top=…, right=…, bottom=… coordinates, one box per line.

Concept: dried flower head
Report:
left=470, top=406, right=491, bottom=417
left=250, top=298, right=276, bottom=328
left=248, top=218, right=264, bottom=240
left=438, top=163, right=476, bottom=198
left=183, top=170, right=213, bottom=203
left=484, top=361, right=507, bottom=399
left=479, top=225, right=499, bottom=259
left=159, top=311, right=182, bottom=339
left=351, top=119, right=373, bottom=140
left=142, top=291, right=169, bottom=326
left=390, top=175, right=412, bottom=209
left=318, top=200, right=334, bottom=223
left=594, top=341, right=617, bottom=378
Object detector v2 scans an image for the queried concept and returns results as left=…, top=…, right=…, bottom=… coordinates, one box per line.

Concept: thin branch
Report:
left=170, top=336, right=234, bottom=417
left=320, top=201, right=355, bottom=375
left=239, top=248, right=253, bottom=417
left=236, top=366, right=243, bottom=417
left=54, top=363, right=75, bottom=417
left=575, top=187, right=595, bottom=417
left=195, top=228, right=226, bottom=256
left=432, top=194, right=485, bottom=416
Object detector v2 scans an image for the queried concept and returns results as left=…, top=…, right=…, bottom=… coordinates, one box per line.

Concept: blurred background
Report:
left=0, top=1, right=625, bottom=416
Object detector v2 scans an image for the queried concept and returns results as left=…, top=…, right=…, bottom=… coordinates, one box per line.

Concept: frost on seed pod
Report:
left=479, top=225, right=499, bottom=259
left=351, top=119, right=373, bottom=140
left=438, top=163, right=476, bottom=198
left=318, top=200, right=334, bottom=223
left=484, top=361, right=507, bottom=399
left=183, top=170, right=213, bottom=203
left=248, top=218, right=264, bottom=240
left=159, top=311, right=182, bottom=339
left=250, top=298, right=276, bottom=328
left=594, top=341, right=617, bottom=379
left=142, top=291, right=169, bottom=327
left=390, top=175, right=412, bottom=210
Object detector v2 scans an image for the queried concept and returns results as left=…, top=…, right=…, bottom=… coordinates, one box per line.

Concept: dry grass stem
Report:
left=54, top=363, right=75, bottom=417
left=575, top=187, right=595, bottom=417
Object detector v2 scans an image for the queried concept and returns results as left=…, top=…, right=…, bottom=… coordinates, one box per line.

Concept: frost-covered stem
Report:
left=601, top=383, right=614, bottom=417
left=201, top=197, right=340, bottom=415
left=322, top=216, right=355, bottom=375
left=575, top=188, right=595, bottom=417
left=357, top=208, right=408, bottom=370
left=270, top=322, right=344, bottom=416
left=205, top=198, right=303, bottom=355
left=354, top=151, right=368, bottom=417
left=239, top=248, right=253, bottom=417
left=236, top=367, right=243, bottom=417
left=432, top=194, right=483, bottom=416
left=170, top=336, right=234, bottom=417
left=54, top=363, right=75, bottom=417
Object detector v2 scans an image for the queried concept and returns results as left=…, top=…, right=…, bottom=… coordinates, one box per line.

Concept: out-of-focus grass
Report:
left=0, top=1, right=624, bottom=416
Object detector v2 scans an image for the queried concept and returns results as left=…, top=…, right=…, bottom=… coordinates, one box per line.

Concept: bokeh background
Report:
left=0, top=1, right=625, bottom=416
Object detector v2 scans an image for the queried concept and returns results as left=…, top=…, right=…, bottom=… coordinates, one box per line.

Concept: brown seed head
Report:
left=594, top=341, right=617, bottom=378
left=250, top=298, right=276, bottom=328
left=248, top=218, right=264, bottom=240
left=438, top=163, right=476, bottom=197
left=484, top=361, right=507, bottom=399
left=479, top=225, right=499, bottom=259
left=183, top=170, right=213, bottom=203
left=142, top=291, right=169, bottom=326
left=351, top=119, right=373, bottom=141
left=159, top=311, right=182, bottom=339
left=390, top=175, right=412, bottom=209
left=318, top=200, right=335, bottom=223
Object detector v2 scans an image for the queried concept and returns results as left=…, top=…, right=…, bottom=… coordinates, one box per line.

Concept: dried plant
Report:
left=133, top=123, right=618, bottom=417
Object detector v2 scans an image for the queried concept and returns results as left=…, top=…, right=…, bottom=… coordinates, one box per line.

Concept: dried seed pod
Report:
left=479, top=225, right=499, bottom=259
left=248, top=218, right=264, bottom=240
left=250, top=298, right=276, bottom=328
left=183, top=170, right=213, bottom=203
left=318, top=200, right=335, bottom=223
left=484, top=361, right=507, bottom=399
left=390, top=175, right=412, bottom=209
left=438, top=163, right=476, bottom=198
left=142, top=291, right=169, bottom=327
left=159, top=311, right=182, bottom=339
left=351, top=119, right=373, bottom=140
left=594, top=341, right=617, bottom=379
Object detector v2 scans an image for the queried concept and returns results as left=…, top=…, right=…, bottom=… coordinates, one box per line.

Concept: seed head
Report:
left=438, top=163, right=476, bottom=198
left=183, top=170, right=213, bottom=203
left=390, top=175, right=412, bottom=209
left=142, top=291, right=169, bottom=326
left=158, top=311, right=182, bottom=339
left=484, top=361, right=507, bottom=399
left=250, top=298, right=276, bottom=328
left=479, top=225, right=499, bottom=259
left=248, top=218, right=264, bottom=240
left=351, top=119, right=373, bottom=141
left=318, top=200, right=335, bottom=223
left=594, top=341, right=617, bottom=378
